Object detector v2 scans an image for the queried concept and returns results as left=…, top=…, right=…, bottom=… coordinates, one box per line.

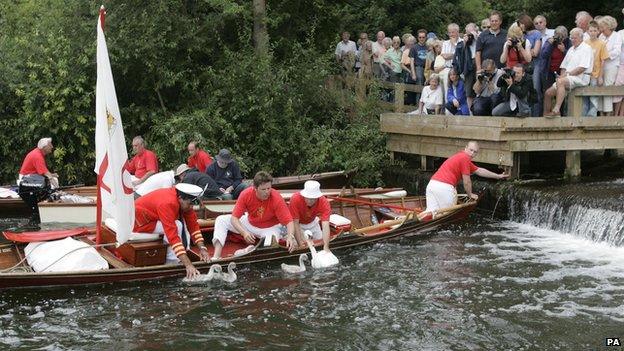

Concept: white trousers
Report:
left=213, top=214, right=282, bottom=247
left=425, top=179, right=457, bottom=212
left=152, top=220, right=190, bottom=262
left=297, top=217, right=323, bottom=240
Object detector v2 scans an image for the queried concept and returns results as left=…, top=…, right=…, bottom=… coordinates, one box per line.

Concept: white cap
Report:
left=300, top=180, right=323, bottom=199
left=175, top=183, right=203, bottom=199
left=175, top=163, right=190, bottom=177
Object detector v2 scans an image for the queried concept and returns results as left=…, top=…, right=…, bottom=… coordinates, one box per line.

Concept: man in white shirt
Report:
left=440, top=23, right=462, bottom=95
left=575, top=11, right=592, bottom=40
left=372, top=31, right=386, bottom=77
left=335, top=31, right=357, bottom=73
left=543, top=28, right=593, bottom=117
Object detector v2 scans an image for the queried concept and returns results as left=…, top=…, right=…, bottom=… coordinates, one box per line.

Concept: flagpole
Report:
left=95, top=5, right=106, bottom=247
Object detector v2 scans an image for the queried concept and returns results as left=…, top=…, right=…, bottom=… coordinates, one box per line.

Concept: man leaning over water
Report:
left=425, top=141, right=509, bottom=213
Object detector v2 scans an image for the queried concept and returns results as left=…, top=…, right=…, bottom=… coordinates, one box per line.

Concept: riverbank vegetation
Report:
left=0, top=0, right=621, bottom=185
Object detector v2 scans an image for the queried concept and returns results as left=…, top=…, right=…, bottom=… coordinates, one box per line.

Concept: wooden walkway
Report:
left=375, top=83, right=624, bottom=179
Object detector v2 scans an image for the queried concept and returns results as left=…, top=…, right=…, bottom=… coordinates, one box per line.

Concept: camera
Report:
left=501, top=68, right=515, bottom=80
left=477, top=71, right=493, bottom=82
left=552, top=36, right=563, bottom=46
left=509, top=38, right=519, bottom=47
left=466, top=33, right=475, bottom=45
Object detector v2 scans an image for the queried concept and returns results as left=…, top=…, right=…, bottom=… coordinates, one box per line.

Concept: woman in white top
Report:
left=419, top=73, right=444, bottom=115
left=598, top=16, right=622, bottom=115
left=616, top=8, right=624, bottom=116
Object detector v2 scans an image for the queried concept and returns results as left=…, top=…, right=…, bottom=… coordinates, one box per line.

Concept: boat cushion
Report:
left=330, top=214, right=352, bottom=231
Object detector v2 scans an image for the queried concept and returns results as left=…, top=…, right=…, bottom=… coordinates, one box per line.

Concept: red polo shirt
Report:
left=431, top=151, right=478, bottom=186
left=289, top=192, right=331, bottom=224
left=187, top=149, right=212, bottom=173
left=133, top=188, right=203, bottom=258
left=127, top=149, right=159, bottom=178
left=232, top=187, right=292, bottom=228
left=19, top=148, right=49, bottom=175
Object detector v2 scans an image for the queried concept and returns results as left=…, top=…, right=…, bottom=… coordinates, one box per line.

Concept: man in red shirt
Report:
left=133, top=183, right=210, bottom=279
left=211, top=171, right=295, bottom=260
left=425, top=141, right=508, bottom=212
left=187, top=141, right=213, bottom=173
left=289, top=180, right=332, bottom=253
left=127, top=136, right=159, bottom=186
left=18, top=137, right=59, bottom=188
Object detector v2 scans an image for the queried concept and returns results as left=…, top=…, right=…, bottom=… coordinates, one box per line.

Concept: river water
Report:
left=1, top=180, right=624, bottom=350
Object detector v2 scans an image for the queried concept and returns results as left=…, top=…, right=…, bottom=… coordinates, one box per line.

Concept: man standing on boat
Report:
left=187, top=141, right=212, bottom=173
left=289, top=180, right=332, bottom=252
left=18, top=137, right=59, bottom=189
left=133, top=183, right=210, bottom=279
left=126, top=135, right=158, bottom=187
left=210, top=171, right=295, bottom=260
left=206, top=148, right=247, bottom=199
left=425, top=141, right=508, bottom=212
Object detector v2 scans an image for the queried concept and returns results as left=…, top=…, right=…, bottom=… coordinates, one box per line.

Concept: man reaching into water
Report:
left=425, top=141, right=509, bottom=212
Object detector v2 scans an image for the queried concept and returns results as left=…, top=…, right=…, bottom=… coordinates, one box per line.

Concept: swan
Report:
left=183, top=264, right=222, bottom=283
left=281, top=254, right=308, bottom=274
left=303, top=230, right=339, bottom=269
left=219, top=262, right=237, bottom=283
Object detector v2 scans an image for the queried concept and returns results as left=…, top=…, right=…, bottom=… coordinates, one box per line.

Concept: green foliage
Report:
left=1, top=0, right=621, bottom=188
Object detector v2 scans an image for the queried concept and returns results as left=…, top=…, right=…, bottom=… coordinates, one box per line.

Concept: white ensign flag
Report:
left=94, top=6, right=134, bottom=244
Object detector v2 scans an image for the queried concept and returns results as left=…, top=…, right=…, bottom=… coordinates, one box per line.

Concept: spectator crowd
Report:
left=335, top=9, right=624, bottom=117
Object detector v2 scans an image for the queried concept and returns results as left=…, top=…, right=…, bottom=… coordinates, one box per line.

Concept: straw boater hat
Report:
left=175, top=164, right=190, bottom=177
left=300, top=180, right=323, bottom=199
left=175, top=183, right=203, bottom=201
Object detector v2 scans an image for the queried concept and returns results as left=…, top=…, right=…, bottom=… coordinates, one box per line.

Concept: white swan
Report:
left=219, top=262, right=237, bottom=283
left=303, top=230, right=339, bottom=269
left=183, top=264, right=222, bottom=282
left=281, top=254, right=308, bottom=274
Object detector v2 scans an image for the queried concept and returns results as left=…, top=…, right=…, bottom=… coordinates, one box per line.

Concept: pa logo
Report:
left=606, top=337, right=621, bottom=346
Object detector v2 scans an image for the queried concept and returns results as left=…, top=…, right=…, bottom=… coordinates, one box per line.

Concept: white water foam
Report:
left=470, top=221, right=624, bottom=322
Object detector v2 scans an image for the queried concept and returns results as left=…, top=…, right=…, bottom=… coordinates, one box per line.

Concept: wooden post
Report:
left=567, top=88, right=583, bottom=121
left=509, top=152, right=521, bottom=179
left=564, top=150, right=581, bottom=181
left=394, top=83, right=404, bottom=112
left=420, top=155, right=428, bottom=170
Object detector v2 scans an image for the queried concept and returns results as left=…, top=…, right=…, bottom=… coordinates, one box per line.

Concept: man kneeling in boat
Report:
left=211, top=171, right=296, bottom=260
left=425, top=141, right=508, bottom=213
left=289, top=180, right=332, bottom=253
left=133, top=183, right=210, bottom=279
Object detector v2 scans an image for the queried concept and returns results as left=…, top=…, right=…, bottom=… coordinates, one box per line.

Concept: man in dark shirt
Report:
left=205, top=149, right=247, bottom=200
left=492, top=64, right=535, bottom=117
left=409, top=29, right=429, bottom=86
left=475, top=11, right=507, bottom=71
left=175, top=164, right=221, bottom=199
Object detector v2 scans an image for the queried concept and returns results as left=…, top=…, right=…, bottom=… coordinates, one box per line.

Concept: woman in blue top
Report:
left=446, top=68, right=470, bottom=115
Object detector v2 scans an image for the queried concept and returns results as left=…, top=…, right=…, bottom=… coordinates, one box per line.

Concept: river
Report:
left=1, top=179, right=623, bottom=350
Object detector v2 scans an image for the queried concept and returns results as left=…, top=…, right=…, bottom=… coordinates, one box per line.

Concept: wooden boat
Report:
left=38, top=187, right=403, bottom=224
left=0, top=195, right=476, bottom=289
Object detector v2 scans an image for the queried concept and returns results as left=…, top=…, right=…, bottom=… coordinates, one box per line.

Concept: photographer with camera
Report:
left=471, top=59, right=504, bottom=115
left=535, top=26, right=571, bottom=116
left=453, top=23, right=479, bottom=107
left=500, top=23, right=533, bottom=69
left=492, top=64, right=535, bottom=117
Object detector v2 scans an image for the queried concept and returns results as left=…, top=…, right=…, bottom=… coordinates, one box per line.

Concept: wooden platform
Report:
left=378, top=85, right=624, bottom=179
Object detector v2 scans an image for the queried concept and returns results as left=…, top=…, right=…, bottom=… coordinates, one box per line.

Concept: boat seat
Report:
left=104, top=218, right=162, bottom=242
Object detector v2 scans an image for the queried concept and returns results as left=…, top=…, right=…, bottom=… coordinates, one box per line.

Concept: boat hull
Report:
left=0, top=198, right=476, bottom=289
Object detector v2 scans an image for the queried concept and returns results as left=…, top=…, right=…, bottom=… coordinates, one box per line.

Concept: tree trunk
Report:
left=252, top=0, right=269, bottom=58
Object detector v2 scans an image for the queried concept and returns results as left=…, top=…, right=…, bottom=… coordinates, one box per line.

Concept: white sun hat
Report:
left=175, top=183, right=203, bottom=200
left=300, top=180, right=323, bottom=199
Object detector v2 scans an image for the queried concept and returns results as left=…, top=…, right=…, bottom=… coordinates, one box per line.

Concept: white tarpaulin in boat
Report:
left=25, top=237, right=109, bottom=272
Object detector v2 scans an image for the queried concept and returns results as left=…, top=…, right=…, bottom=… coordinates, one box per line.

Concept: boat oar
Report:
left=327, top=196, right=418, bottom=212
left=417, top=201, right=476, bottom=220
left=353, top=218, right=405, bottom=234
